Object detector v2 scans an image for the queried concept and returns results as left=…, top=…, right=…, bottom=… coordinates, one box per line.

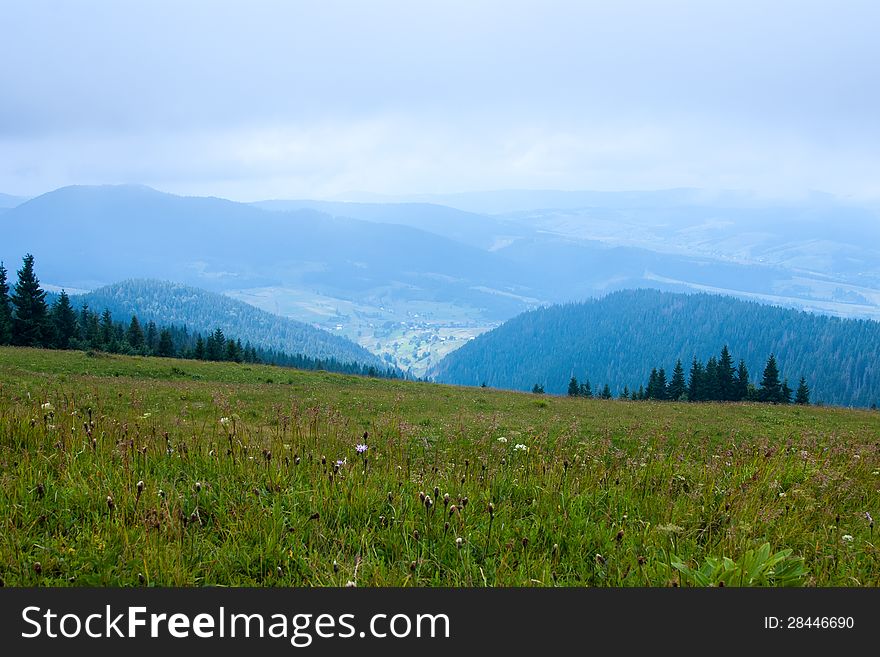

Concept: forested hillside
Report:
left=433, top=289, right=880, bottom=407
left=69, top=279, right=387, bottom=369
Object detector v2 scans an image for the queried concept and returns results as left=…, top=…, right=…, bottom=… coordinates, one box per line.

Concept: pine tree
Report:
left=646, top=368, right=659, bottom=399
left=688, top=357, right=705, bottom=402
left=0, top=262, right=12, bottom=344
left=568, top=376, right=579, bottom=397
left=50, top=290, right=78, bottom=349
left=781, top=378, right=793, bottom=404
left=620, top=385, right=630, bottom=400
left=600, top=383, right=612, bottom=399
left=704, top=357, right=721, bottom=401
left=579, top=380, right=593, bottom=398
left=735, top=359, right=750, bottom=401
left=194, top=335, right=206, bottom=360
left=127, top=315, right=145, bottom=351
left=718, top=345, right=736, bottom=401
left=759, top=354, right=783, bottom=403
left=795, top=377, right=810, bottom=405
left=668, top=359, right=686, bottom=401
left=656, top=368, right=669, bottom=400
left=157, top=328, right=175, bottom=357
left=100, top=309, right=115, bottom=349
left=532, top=383, right=544, bottom=394
left=11, top=253, right=49, bottom=347
left=145, top=321, right=158, bottom=354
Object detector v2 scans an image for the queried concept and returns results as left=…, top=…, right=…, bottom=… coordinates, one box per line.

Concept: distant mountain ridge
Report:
left=69, top=279, right=387, bottom=369
left=432, top=288, right=880, bottom=408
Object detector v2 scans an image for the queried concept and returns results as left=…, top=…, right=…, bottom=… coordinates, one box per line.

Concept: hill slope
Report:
left=71, top=279, right=387, bottom=368
left=432, top=289, right=880, bottom=407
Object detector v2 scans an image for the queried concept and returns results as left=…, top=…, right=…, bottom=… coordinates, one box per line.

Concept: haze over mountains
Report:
left=3, top=183, right=880, bottom=378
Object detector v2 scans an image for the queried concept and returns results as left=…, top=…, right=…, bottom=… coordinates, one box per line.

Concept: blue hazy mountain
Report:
left=431, top=288, right=880, bottom=407
left=69, top=279, right=386, bottom=368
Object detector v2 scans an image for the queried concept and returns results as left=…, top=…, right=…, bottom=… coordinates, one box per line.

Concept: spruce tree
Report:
left=668, top=359, right=686, bottom=401
left=157, top=328, right=175, bottom=357
left=100, top=309, right=115, bottom=348
left=50, top=290, right=78, bottom=349
left=127, top=315, right=145, bottom=351
left=718, top=345, right=736, bottom=401
left=646, top=368, right=659, bottom=399
left=579, top=380, right=593, bottom=398
left=704, top=357, right=720, bottom=401
left=0, top=262, right=12, bottom=344
left=795, top=377, right=810, bottom=405
left=688, top=357, right=705, bottom=402
left=600, top=383, right=612, bottom=399
left=568, top=376, right=579, bottom=397
left=656, top=368, right=669, bottom=400
left=11, top=253, right=49, bottom=347
left=145, top=321, right=158, bottom=354
left=781, top=378, right=793, bottom=404
left=735, top=360, right=750, bottom=401
left=194, top=334, right=206, bottom=360
left=759, top=354, right=783, bottom=403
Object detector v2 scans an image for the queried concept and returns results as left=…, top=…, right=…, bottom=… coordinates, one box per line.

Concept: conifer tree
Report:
left=759, top=354, right=783, bottom=403
left=145, top=321, right=158, bottom=354
left=579, top=380, right=593, bottom=398
left=795, top=377, right=810, bottom=405
left=781, top=378, right=793, bottom=404
left=194, top=334, right=206, bottom=360
left=704, top=357, right=720, bottom=401
left=735, top=359, right=750, bottom=401
left=50, top=290, right=78, bottom=349
left=718, top=345, right=736, bottom=401
left=100, top=309, right=115, bottom=348
left=127, top=315, right=145, bottom=350
left=656, top=368, right=669, bottom=400
left=668, top=359, right=686, bottom=401
left=0, top=262, right=12, bottom=344
left=600, top=383, right=612, bottom=399
left=10, top=253, right=50, bottom=346
left=157, top=328, right=175, bottom=357
left=688, top=357, right=705, bottom=402
left=568, top=376, right=579, bottom=397
left=646, top=368, right=659, bottom=399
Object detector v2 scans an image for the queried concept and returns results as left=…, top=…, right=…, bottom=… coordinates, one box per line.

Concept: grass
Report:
left=0, top=346, right=878, bottom=587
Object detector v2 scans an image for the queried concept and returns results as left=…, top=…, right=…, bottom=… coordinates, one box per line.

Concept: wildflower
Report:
left=596, top=553, right=606, bottom=565
left=158, top=489, right=165, bottom=499
left=514, top=444, right=528, bottom=452
left=333, top=560, right=340, bottom=573
left=106, top=495, right=114, bottom=511
left=455, top=537, right=463, bottom=549
left=842, top=534, right=854, bottom=542
left=497, top=437, right=507, bottom=443
left=867, top=512, right=874, bottom=528
left=488, top=502, right=495, bottom=517
left=345, top=581, right=356, bottom=588
left=33, top=562, right=42, bottom=575
left=195, top=482, right=201, bottom=492
left=387, top=491, right=393, bottom=503
left=41, top=402, right=54, bottom=412
left=424, top=496, right=433, bottom=510
left=219, top=417, right=231, bottom=427
left=355, top=444, right=368, bottom=454
left=336, top=458, right=346, bottom=467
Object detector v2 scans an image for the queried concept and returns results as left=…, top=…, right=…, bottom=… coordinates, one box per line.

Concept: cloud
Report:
left=1, top=1, right=879, bottom=199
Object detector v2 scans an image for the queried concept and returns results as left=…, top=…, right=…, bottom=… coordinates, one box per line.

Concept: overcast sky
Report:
left=1, top=0, right=879, bottom=201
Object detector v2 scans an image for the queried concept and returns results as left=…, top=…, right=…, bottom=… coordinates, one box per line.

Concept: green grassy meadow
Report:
left=1, top=346, right=878, bottom=586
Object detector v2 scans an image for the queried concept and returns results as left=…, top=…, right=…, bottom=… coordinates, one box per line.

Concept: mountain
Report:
left=431, top=288, right=880, bottom=408
left=251, top=199, right=526, bottom=250
left=69, top=279, right=387, bottom=368
left=0, top=192, right=28, bottom=210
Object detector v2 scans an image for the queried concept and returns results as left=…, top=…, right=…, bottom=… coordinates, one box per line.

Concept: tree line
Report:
left=555, top=345, right=810, bottom=405
left=0, top=254, right=399, bottom=379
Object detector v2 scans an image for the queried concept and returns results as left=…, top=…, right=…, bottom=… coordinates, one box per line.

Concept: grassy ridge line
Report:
left=1, top=347, right=878, bottom=586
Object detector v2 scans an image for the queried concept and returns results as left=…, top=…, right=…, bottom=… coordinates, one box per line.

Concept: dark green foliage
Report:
left=600, top=383, right=612, bottom=399
left=669, top=359, right=686, bottom=401
left=760, top=354, right=783, bottom=404
left=718, top=345, right=736, bottom=401
left=10, top=254, right=49, bottom=346
left=157, top=328, right=175, bottom=357
left=736, top=360, right=750, bottom=401
left=49, top=290, right=78, bottom=349
left=781, top=378, right=793, bottom=405
left=435, top=289, right=880, bottom=408
left=579, top=380, right=592, bottom=398
left=126, top=315, right=145, bottom=351
left=795, top=377, right=810, bottom=405
left=568, top=376, right=579, bottom=397
left=0, top=262, right=11, bottom=344
left=532, top=383, right=544, bottom=394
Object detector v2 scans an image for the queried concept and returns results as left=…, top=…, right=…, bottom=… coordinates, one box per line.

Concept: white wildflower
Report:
left=842, top=534, right=854, bottom=542
left=497, top=437, right=507, bottom=443
left=41, top=402, right=54, bottom=412
left=219, top=417, right=231, bottom=426
left=514, top=443, right=528, bottom=452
